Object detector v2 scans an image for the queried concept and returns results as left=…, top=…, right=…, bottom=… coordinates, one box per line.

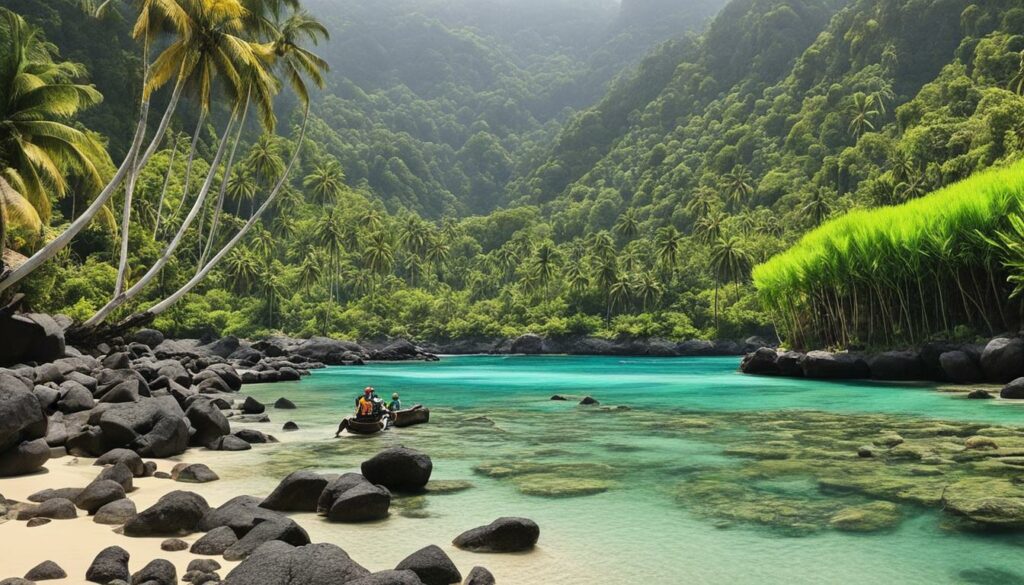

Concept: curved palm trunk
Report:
left=83, top=111, right=238, bottom=326
left=131, top=111, right=308, bottom=321
left=0, top=100, right=151, bottom=294
left=152, top=134, right=179, bottom=238
left=199, top=93, right=250, bottom=269
left=167, top=110, right=208, bottom=231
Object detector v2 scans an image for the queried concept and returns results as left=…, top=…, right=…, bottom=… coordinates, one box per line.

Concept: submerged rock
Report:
left=452, top=517, right=539, bottom=552
left=828, top=502, right=901, bottom=532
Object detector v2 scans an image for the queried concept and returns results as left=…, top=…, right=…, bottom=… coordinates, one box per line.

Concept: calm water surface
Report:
left=216, top=356, right=1024, bottom=584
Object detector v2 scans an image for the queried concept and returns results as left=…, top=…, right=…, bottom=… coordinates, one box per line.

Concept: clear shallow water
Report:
left=220, top=356, right=1024, bottom=585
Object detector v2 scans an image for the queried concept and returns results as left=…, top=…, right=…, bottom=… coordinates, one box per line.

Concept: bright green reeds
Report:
left=754, top=162, right=1024, bottom=349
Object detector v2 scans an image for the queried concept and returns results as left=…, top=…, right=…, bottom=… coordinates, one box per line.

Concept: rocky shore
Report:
left=740, top=335, right=1024, bottom=397
left=1, top=313, right=524, bottom=584
left=421, top=332, right=775, bottom=357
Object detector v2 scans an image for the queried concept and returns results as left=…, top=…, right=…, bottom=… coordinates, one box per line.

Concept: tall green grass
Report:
left=753, top=162, right=1024, bottom=349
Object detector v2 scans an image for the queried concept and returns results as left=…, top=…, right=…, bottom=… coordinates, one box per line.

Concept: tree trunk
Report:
left=83, top=110, right=238, bottom=326
left=199, top=93, right=250, bottom=269
left=133, top=111, right=308, bottom=320
left=0, top=99, right=151, bottom=295
left=152, top=134, right=179, bottom=238
left=167, top=109, right=208, bottom=230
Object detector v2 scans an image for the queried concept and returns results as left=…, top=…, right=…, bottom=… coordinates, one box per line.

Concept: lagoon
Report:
left=219, top=356, right=1024, bottom=584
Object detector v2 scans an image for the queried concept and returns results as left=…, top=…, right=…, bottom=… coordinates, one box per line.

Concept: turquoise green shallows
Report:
left=225, top=356, right=1024, bottom=585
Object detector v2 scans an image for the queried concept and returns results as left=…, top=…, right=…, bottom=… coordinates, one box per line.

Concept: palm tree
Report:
left=425, top=236, right=450, bottom=280
left=685, top=186, right=720, bottom=220
left=588, top=231, right=617, bottom=260
left=723, top=167, right=754, bottom=210
left=260, top=262, right=286, bottom=327
left=363, top=230, right=395, bottom=296
left=244, top=134, right=285, bottom=212
left=802, top=188, right=833, bottom=226
left=614, top=208, right=640, bottom=240
left=303, top=159, right=345, bottom=206
left=222, top=246, right=260, bottom=293
left=0, top=178, right=41, bottom=272
left=532, top=243, right=560, bottom=298
left=226, top=170, right=258, bottom=215
left=848, top=92, right=879, bottom=141
left=593, top=255, right=618, bottom=322
left=609, top=275, right=632, bottom=317
left=694, top=210, right=726, bottom=244
left=1012, top=50, right=1024, bottom=96
left=264, top=7, right=329, bottom=105
left=312, top=207, right=344, bottom=299
left=0, top=10, right=111, bottom=226
left=654, top=225, right=682, bottom=276
left=494, top=246, right=520, bottom=282
left=709, top=235, right=753, bottom=333
left=635, top=271, right=663, bottom=312
left=297, top=251, right=322, bottom=294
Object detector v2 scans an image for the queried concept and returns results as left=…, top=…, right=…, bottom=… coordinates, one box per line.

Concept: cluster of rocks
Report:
left=740, top=336, right=1024, bottom=390
left=423, top=333, right=775, bottom=357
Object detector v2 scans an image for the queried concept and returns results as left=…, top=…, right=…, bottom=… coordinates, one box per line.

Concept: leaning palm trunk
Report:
left=83, top=110, right=239, bottom=326
left=130, top=111, right=308, bottom=322
left=0, top=100, right=151, bottom=294
left=165, top=110, right=208, bottom=234
left=199, top=93, right=251, bottom=269
left=152, top=134, right=179, bottom=238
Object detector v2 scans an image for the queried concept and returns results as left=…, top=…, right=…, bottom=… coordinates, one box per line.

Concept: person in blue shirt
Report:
left=388, top=392, right=402, bottom=412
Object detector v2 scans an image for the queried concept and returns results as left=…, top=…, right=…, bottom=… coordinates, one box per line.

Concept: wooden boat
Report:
left=340, top=416, right=387, bottom=435
left=393, top=405, right=430, bottom=428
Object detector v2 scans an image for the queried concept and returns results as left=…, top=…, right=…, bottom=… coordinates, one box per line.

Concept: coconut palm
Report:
left=695, top=210, right=726, bottom=243
left=802, top=188, right=833, bottom=226
left=722, top=167, right=754, bottom=210
left=532, top=243, right=560, bottom=298
left=710, top=235, right=753, bottom=333
left=296, top=251, right=323, bottom=294
left=654, top=225, right=682, bottom=275
left=614, top=208, right=640, bottom=240
left=635, top=271, right=663, bottom=311
left=848, top=92, right=879, bottom=141
left=303, top=159, right=345, bottom=206
left=685, top=186, right=720, bottom=220
left=0, top=9, right=110, bottom=225
left=0, top=178, right=41, bottom=272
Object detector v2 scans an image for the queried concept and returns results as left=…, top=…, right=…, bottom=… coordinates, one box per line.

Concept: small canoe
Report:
left=342, top=417, right=387, bottom=435
left=393, top=406, right=430, bottom=428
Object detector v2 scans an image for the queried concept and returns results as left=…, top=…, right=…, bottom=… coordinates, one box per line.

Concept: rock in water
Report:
left=867, top=351, right=924, bottom=381
left=274, top=397, right=296, bottom=409
left=223, top=542, right=370, bottom=585
left=739, top=348, right=780, bottom=375
left=981, top=338, right=1024, bottom=383
left=463, top=567, right=495, bottom=585
left=123, top=490, right=209, bottom=536
left=24, top=560, right=67, bottom=581
left=452, top=517, right=539, bottom=552
left=394, top=545, right=462, bottom=585
left=578, top=396, right=599, bottom=405
left=326, top=482, right=391, bottom=523
left=510, top=333, right=543, bottom=354
left=967, top=389, right=994, bottom=399
left=210, top=435, right=253, bottom=451
left=282, top=421, right=299, bottom=431
left=242, top=396, right=266, bottom=414
left=260, top=470, right=329, bottom=512
left=1001, top=378, right=1024, bottom=399
left=86, top=546, right=130, bottom=583
left=800, top=351, right=870, bottom=379
left=940, top=351, right=984, bottom=384
left=361, top=447, right=432, bottom=491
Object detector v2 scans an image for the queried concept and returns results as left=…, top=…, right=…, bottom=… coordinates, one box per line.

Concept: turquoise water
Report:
left=225, top=356, right=1024, bottom=584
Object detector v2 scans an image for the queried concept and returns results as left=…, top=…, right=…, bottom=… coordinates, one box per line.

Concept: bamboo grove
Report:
left=754, top=163, right=1024, bottom=350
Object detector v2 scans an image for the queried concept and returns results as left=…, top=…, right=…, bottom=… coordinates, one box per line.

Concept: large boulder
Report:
left=75, top=479, right=126, bottom=514
left=361, top=447, right=432, bottom=491
left=186, top=399, right=231, bottom=446
left=939, top=350, right=984, bottom=384
left=394, top=545, right=461, bottom=585
left=94, top=448, right=145, bottom=477
left=462, top=567, right=495, bottom=585
left=452, top=517, right=539, bottom=552
left=56, top=382, right=94, bottom=413
left=242, top=396, right=266, bottom=415
left=800, top=351, right=870, bottom=379
left=776, top=351, right=804, bottom=377
left=223, top=542, right=370, bottom=585
left=99, top=380, right=144, bottom=404
left=123, top=490, right=210, bottom=536
left=133, top=414, right=190, bottom=458
left=204, top=336, right=241, bottom=359
left=190, top=525, right=239, bottom=555
left=0, top=373, right=46, bottom=452
left=0, top=313, right=64, bottom=366
left=223, top=517, right=311, bottom=561
left=131, top=329, right=165, bottom=348
left=867, top=351, right=925, bottom=381
left=290, top=337, right=366, bottom=365
left=96, top=395, right=184, bottom=446
left=739, top=348, right=779, bottom=375
left=326, top=482, right=391, bottom=523
left=317, top=473, right=372, bottom=515
left=0, top=438, right=50, bottom=477
left=156, top=361, right=191, bottom=388
left=24, top=560, right=67, bottom=581
left=86, top=546, right=130, bottom=584
left=1001, top=378, right=1024, bottom=399
left=347, top=571, right=425, bottom=585
left=510, top=334, right=543, bottom=355
left=131, top=559, right=177, bottom=585
left=260, top=471, right=328, bottom=512
left=94, top=498, right=137, bottom=525
left=980, top=338, right=1024, bottom=383
left=200, top=495, right=280, bottom=535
